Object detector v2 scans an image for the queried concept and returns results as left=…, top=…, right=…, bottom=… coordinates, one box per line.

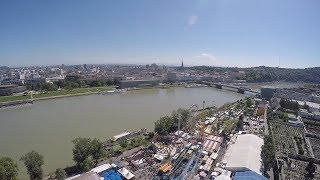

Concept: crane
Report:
left=178, top=153, right=195, bottom=180
left=191, top=144, right=203, bottom=173
left=175, top=144, right=203, bottom=180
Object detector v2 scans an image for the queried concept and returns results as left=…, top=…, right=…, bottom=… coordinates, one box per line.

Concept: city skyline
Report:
left=1, top=0, right=320, bottom=68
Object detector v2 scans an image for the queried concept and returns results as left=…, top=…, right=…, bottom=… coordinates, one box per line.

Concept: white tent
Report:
left=90, top=163, right=112, bottom=173
left=118, top=167, right=135, bottom=179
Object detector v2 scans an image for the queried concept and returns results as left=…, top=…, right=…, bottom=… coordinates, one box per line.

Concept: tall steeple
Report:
left=181, top=59, right=184, bottom=68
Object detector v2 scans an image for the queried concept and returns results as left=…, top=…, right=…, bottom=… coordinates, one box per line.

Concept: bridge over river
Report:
left=201, top=81, right=260, bottom=95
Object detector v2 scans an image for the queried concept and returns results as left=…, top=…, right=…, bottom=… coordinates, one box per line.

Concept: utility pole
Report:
left=178, top=117, right=181, bottom=137
left=175, top=116, right=181, bottom=146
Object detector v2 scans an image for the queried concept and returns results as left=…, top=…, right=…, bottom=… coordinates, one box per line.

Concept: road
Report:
left=263, top=106, right=269, bottom=135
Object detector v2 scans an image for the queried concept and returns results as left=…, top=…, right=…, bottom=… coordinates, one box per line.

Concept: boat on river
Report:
left=185, top=84, right=208, bottom=88
left=98, top=89, right=127, bottom=95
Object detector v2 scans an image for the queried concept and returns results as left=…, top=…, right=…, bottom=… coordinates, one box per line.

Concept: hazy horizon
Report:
left=1, top=0, right=320, bottom=68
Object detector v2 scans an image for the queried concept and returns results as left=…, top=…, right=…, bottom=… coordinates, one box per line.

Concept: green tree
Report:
left=245, top=97, right=253, bottom=107
left=154, top=116, right=173, bottom=135
left=78, top=80, right=86, bottom=88
left=105, top=79, right=115, bottom=86
left=236, top=115, right=244, bottom=131
left=222, top=118, right=237, bottom=134
left=177, top=108, right=191, bottom=127
left=90, top=138, right=106, bottom=164
left=20, top=151, right=44, bottom=180
left=118, top=139, right=128, bottom=148
left=80, top=157, right=94, bottom=172
left=55, top=168, right=66, bottom=180
left=41, top=83, right=58, bottom=91
left=280, top=98, right=299, bottom=111
left=305, top=161, right=316, bottom=178
left=261, top=135, right=276, bottom=173
left=0, top=156, right=18, bottom=180
left=65, top=81, right=80, bottom=90
left=89, top=80, right=103, bottom=87
left=146, top=132, right=154, bottom=140
left=72, top=137, right=92, bottom=168
left=72, top=137, right=108, bottom=170
left=154, top=109, right=191, bottom=136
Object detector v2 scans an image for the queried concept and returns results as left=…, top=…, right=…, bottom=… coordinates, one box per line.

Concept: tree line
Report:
left=245, top=66, right=320, bottom=83
left=0, top=151, right=45, bottom=180
left=0, top=137, right=105, bottom=180
left=279, top=98, right=300, bottom=112
left=154, top=108, right=191, bottom=136
left=261, top=135, right=276, bottom=177
left=186, top=66, right=320, bottom=83
left=72, top=137, right=105, bottom=172
left=26, top=78, right=118, bottom=91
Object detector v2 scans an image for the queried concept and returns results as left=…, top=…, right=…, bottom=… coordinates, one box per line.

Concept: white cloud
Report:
left=181, top=53, right=217, bottom=66
left=188, top=14, right=198, bottom=26
left=196, top=53, right=216, bottom=61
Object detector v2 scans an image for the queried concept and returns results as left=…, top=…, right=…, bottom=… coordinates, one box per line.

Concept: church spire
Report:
left=181, top=59, right=184, bottom=68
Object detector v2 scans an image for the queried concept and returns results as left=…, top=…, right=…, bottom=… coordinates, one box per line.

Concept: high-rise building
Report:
left=167, top=72, right=177, bottom=82
left=261, top=86, right=277, bottom=101
left=181, top=60, right=184, bottom=68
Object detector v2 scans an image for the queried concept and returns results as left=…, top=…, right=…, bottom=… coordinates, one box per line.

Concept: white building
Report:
left=299, top=109, right=311, bottom=118
left=45, top=75, right=65, bottom=83
left=223, top=134, right=264, bottom=175
left=166, top=72, right=177, bottom=82
left=118, top=167, right=135, bottom=179
left=312, top=94, right=320, bottom=104
left=314, top=112, right=320, bottom=121
left=90, top=163, right=112, bottom=174
left=287, top=114, right=304, bottom=126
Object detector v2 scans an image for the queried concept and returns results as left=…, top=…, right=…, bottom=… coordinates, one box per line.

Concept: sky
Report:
left=0, top=0, right=319, bottom=68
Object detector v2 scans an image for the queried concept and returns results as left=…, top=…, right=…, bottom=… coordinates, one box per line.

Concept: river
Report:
left=0, top=83, right=300, bottom=178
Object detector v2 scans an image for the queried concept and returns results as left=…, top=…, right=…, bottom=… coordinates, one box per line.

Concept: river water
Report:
left=0, top=84, right=300, bottom=178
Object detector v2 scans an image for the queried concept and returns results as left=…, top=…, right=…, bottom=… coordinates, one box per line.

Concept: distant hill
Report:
left=0, top=66, right=10, bottom=70
left=187, top=66, right=320, bottom=83
left=244, top=66, right=320, bottom=83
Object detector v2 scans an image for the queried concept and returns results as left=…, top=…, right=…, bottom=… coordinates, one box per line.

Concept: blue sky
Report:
left=0, top=0, right=319, bottom=68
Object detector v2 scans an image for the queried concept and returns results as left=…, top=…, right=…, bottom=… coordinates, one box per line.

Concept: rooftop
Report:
left=70, top=172, right=101, bottom=180
left=120, top=79, right=158, bottom=82
left=113, top=132, right=130, bottom=140
left=0, top=84, right=17, bottom=89
left=261, top=86, right=278, bottom=89
left=234, top=170, right=268, bottom=180
left=118, top=167, right=135, bottom=179
left=90, top=163, right=112, bottom=174
left=294, top=100, right=320, bottom=109
left=223, top=134, right=264, bottom=175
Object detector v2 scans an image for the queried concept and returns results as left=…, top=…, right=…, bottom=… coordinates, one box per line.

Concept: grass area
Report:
left=0, top=86, right=113, bottom=103
left=221, top=118, right=238, bottom=134
left=196, top=108, right=217, bottom=120
left=0, top=95, right=31, bottom=103
left=113, top=135, right=148, bottom=153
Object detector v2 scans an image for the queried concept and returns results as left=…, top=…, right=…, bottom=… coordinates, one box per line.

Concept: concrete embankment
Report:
left=0, top=85, right=183, bottom=108
left=0, top=91, right=100, bottom=108
left=0, top=100, right=33, bottom=108
left=32, top=91, right=99, bottom=101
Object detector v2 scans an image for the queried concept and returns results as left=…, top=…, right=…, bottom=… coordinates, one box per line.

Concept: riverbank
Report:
left=0, top=86, right=245, bottom=179
left=0, top=86, right=114, bottom=105
left=0, top=85, right=186, bottom=105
